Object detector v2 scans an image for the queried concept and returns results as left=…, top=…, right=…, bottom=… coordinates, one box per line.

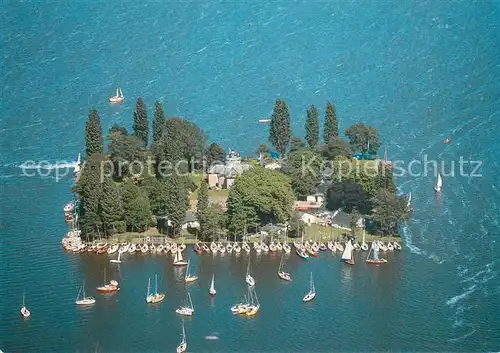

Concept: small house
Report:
left=207, top=149, right=252, bottom=189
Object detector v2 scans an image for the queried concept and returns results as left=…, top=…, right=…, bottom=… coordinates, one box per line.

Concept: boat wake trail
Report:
left=400, top=224, right=444, bottom=264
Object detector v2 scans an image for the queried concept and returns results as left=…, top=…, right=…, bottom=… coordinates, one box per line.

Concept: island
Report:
left=62, top=98, right=410, bottom=254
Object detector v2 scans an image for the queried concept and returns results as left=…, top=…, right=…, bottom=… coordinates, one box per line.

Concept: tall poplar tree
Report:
left=152, top=101, right=165, bottom=145
left=133, top=97, right=149, bottom=146
left=305, top=104, right=319, bottom=148
left=100, top=176, right=123, bottom=235
left=324, top=102, right=339, bottom=144
left=197, top=179, right=209, bottom=219
left=269, top=99, right=291, bottom=155
left=85, top=109, right=103, bottom=158
left=165, top=174, right=189, bottom=237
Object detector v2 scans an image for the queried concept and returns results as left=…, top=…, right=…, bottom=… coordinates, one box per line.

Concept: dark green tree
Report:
left=163, top=118, right=206, bottom=175
left=227, top=167, right=294, bottom=236
left=132, top=97, right=148, bottom=147
left=100, top=176, right=123, bottom=235
left=344, top=123, right=381, bottom=155
left=205, top=142, right=226, bottom=171
left=290, top=136, right=306, bottom=152
left=374, top=162, right=396, bottom=193
left=152, top=101, right=166, bottom=145
left=269, top=99, right=292, bottom=155
left=108, top=131, right=145, bottom=179
left=287, top=212, right=306, bottom=238
left=85, top=109, right=103, bottom=158
left=108, top=124, right=128, bottom=137
left=323, top=137, right=352, bottom=160
left=281, top=147, right=322, bottom=200
left=326, top=180, right=371, bottom=214
left=305, top=104, right=319, bottom=148
left=77, top=154, right=105, bottom=237
left=126, top=196, right=153, bottom=232
left=199, top=203, right=226, bottom=241
left=164, top=174, right=189, bottom=237
left=197, top=179, right=209, bottom=219
left=324, top=102, right=339, bottom=144
left=142, top=177, right=169, bottom=216
left=122, top=180, right=141, bottom=230
left=370, top=188, right=408, bottom=236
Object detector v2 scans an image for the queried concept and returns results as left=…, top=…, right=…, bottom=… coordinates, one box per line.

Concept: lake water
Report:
left=1, top=0, right=499, bottom=351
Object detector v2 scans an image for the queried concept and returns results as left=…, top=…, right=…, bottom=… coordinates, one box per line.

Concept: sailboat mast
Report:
left=155, top=275, right=158, bottom=295
left=188, top=292, right=193, bottom=310
left=147, top=278, right=151, bottom=297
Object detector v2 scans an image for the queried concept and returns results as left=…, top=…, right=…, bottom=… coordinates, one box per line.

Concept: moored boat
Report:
left=341, top=240, right=355, bottom=265
left=209, top=274, right=216, bottom=296
left=175, top=292, right=194, bottom=316
left=107, top=244, right=119, bottom=254
left=109, top=88, right=124, bottom=103
left=366, top=242, right=388, bottom=264
left=173, top=248, right=188, bottom=266
left=20, top=290, right=30, bottom=318
left=245, top=257, right=255, bottom=286
left=296, top=248, right=309, bottom=259
left=302, top=272, right=316, bottom=302
left=184, top=260, right=198, bottom=283
left=277, top=255, right=292, bottom=281
left=96, top=268, right=119, bottom=293
left=176, top=321, right=187, bottom=353
left=146, top=274, right=165, bottom=304
left=76, top=281, right=96, bottom=305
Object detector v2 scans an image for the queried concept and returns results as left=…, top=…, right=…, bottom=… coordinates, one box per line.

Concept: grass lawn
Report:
left=302, top=223, right=401, bottom=243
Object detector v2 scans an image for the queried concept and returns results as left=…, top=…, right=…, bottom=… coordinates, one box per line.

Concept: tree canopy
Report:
left=370, top=188, right=409, bottom=235
left=305, top=105, right=319, bottom=148
left=322, top=137, right=352, bottom=160
left=282, top=147, right=322, bottom=200
left=152, top=101, right=166, bottom=145
left=227, top=167, right=294, bottom=236
left=205, top=142, right=226, bottom=170
left=85, top=109, right=103, bottom=158
left=344, top=123, right=381, bottom=155
left=325, top=180, right=371, bottom=214
left=269, top=99, right=291, bottom=155
left=323, top=102, right=339, bottom=144
left=132, top=98, right=149, bottom=147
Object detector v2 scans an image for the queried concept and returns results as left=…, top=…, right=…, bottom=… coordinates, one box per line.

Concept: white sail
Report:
left=210, top=275, right=215, bottom=292
left=435, top=173, right=443, bottom=191
left=116, top=88, right=119, bottom=97
left=119, top=88, right=123, bottom=98
left=147, top=278, right=151, bottom=297
left=174, top=250, right=179, bottom=263
left=341, top=240, right=353, bottom=260
left=407, top=192, right=412, bottom=209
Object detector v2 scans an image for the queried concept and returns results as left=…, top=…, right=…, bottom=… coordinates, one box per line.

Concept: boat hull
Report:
left=366, top=259, right=387, bottom=264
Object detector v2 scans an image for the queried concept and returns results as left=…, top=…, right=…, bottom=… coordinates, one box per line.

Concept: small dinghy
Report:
left=387, top=242, right=394, bottom=251
left=128, top=244, right=137, bottom=254
left=393, top=241, right=402, bottom=250
left=141, top=244, right=149, bottom=254
left=296, top=248, right=309, bottom=259
left=341, top=240, right=355, bottom=265
left=184, top=261, right=198, bottom=283
left=283, top=242, right=291, bottom=254
left=107, top=244, right=119, bottom=254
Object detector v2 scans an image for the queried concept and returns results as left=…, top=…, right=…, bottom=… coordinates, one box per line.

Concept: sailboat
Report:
left=302, top=272, right=316, bottom=302
left=20, top=290, right=30, bottom=318
left=277, top=255, right=292, bottom=281
left=231, top=293, right=248, bottom=314
left=184, top=260, right=198, bottom=283
left=366, top=242, right=387, bottom=264
left=341, top=240, right=355, bottom=265
left=76, top=281, right=96, bottom=305
left=173, top=248, right=188, bottom=266
left=176, top=321, right=187, bottom=353
left=110, top=251, right=122, bottom=263
left=406, top=191, right=412, bottom=211
left=245, top=258, right=255, bottom=286
left=73, top=153, right=82, bottom=175
left=209, top=274, right=216, bottom=296
left=434, top=173, right=443, bottom=193
left=246, top=286, right=260, bottom=316
left=175, top=292, right=194, bottom=316
left=96, top=268, right=119, bottom=293
left=109, top=88, right=124, bottom=103
left=146, top=274, right=165, bottom=304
